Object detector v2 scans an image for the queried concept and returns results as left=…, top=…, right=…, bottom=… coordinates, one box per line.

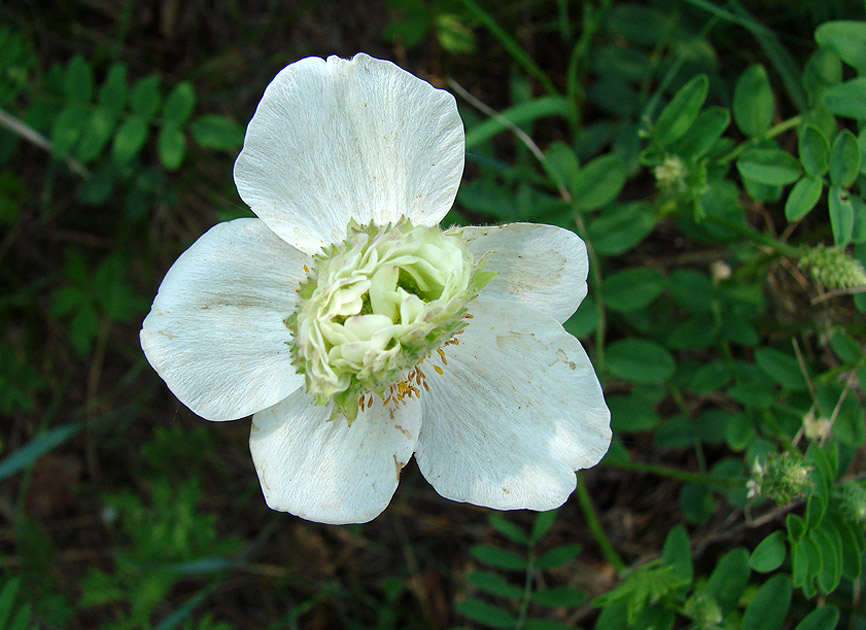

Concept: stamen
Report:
left=359, top=395, right=366, bottom=412
left=437, top=348, right=448, bottom=365
left=433, top=364, right=444, bottom=375
left=463, top=313, right=474, bottom=319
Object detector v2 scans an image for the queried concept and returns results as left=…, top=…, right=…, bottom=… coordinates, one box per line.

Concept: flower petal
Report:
left=249, top=391, right=421, bottom=524
left=141, top=218, right=308, bottom=421
left=415, top=298, right=610, bottom=511
left=234, top=53, right=465, bottom=254
left=462, top=223, right=589, bottom=323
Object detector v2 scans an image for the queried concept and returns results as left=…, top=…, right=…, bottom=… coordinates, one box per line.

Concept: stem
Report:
left=609, top=460, right=743, bottom=488
left=719, top=114, right=803, bottom=163
left=576, top=475, right=626, bottom=573
left=702, top=214, right=801, bottom=257
left=515, top=545, right=536, bottom=630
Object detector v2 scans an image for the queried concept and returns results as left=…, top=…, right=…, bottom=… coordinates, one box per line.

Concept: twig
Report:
left=0, top=108, right=89, bottom=177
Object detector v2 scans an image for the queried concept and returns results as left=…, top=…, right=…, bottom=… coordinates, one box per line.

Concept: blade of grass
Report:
left=153, top=584, right=215, bottom=630
left=458, top=0, right=558, bottom=95
left=459, top=93, right=571, bottom=149
left=0, top=421, right=86, bottom=481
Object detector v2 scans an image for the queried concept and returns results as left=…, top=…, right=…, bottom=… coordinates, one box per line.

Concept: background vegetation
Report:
left=1, top=0, right=865, bottom=628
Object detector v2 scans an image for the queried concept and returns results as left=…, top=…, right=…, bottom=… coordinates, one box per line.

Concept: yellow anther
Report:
left=433, top=364, right=444, bottom=375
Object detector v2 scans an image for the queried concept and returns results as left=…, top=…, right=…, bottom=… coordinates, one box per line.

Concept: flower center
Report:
left=287, top=218, right=493, bottom=423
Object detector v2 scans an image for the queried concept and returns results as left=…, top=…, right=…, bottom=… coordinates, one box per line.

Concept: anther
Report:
left=437, top=348, right=448, bottom=365
left=433, top=364, right=444, bottom=375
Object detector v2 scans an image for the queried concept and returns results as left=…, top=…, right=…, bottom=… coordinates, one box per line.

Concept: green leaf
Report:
left=544, top=141, right=579, bottom=190
left=531, top=587, right=586, bottom=607
left=798, top=124, right=830, bottom=177
left=0, top=578, right=21, bottom=629
left=662, top=525, right=692, bottom=584
left=785, top=176, right=822, bottom=221
left=829, top=130, right=860, bottom=187
left=737, top=148, right=801, bottom=185
left=162, top=81, right=196, bottom=125
left=51, top=105, right=88, bottom=155
left=822, top=78, right=866, bottom=119
left=157, top=123, right=185, bottom=171
left=457, top=597, right=517, bottom=629
left=754, top=347, right=807, bottom=391
left=608, top=390, right=661, bottom=433
left=0, top=421, right=85, bottom=480
left=98, top=63, right=128, bottom=114
left=668, top=269, right=714, bottom=312
left=829, top=186, right=854, bottom=246
left=76, top=106, right=116, bottom=163
left=489, top=514, right=529, bottom=545
left=112, top=115, right=149, bottom=163
left=793, top=605, right=839, bottom=630
left=530, top=510, right=558, bottom=543
left=667, top=106, right=730, bottom=160
left=750, top=531, right=786, bottom=572
left=815, top=21, right=866, bottom=73
left=524, top=620, right=574, bottom=630
left=733, top=64, right=774, bottom=137
left=535, top=543, right=582, bottom=569
left=131, top=74, right=162, bottom=118
left=689, top=360, right=733, bottom=393
left=569, top=154, right=625, bottom=211
left=470, top=544, right=527, bottom=570
left=742, top=574, right=792, bottom=630
left=704, top=547, right=750, bottom=613
left=606, top=339, right=675, bottom=384
left=190, top=115, right=244, bottom=151
left=465, top=96, right=570, bottom=148
left=64, top=55, right=93, bottom=104
left=602, top=268, right=666, bottom=312
left=587, top=202, right=656, bottom=256
left=654, top=74, right=709, bottom=147
left=466, top=571, right=523, bottom=599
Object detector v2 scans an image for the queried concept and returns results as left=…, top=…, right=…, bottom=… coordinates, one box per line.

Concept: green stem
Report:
left=576, top=475, right=625, bottom=573
left=609, top=460, right=744, bottom=488
left=703, top=214, right=801, bottom=257
left=515, top=545, right=536, bottom=630
left=719, top=114, right=803, bottom=163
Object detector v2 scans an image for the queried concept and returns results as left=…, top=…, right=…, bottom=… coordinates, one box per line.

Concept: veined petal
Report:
left=234, top=53, right=464, bottom=255
left=415, top=298, right=610, bottom=511
left=140, top=219, right=308, bottom=421
left=249, top=390, right=422, bottom=524
left=463, top=223, right=589, bottom=323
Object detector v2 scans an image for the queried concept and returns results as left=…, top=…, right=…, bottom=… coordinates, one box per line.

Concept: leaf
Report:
left=750, top=531, right=786, bottom=572
left=162, top=81, right=196, bottom=125
left=668, top=106, right=730, bottom=160
left=798, top=124, right=830, bottom=177
left=76, top=106, right=116, bottom=163
left=190, top=115, right=244, bottom=151
left=733, top=64, right=774, bottom=137
left=829, top=186, right=854, bottom=246
left=662, top=525, right=692, bottom=584
left=51, top=105, right=88, bottom=155
left=98, top=63, right=128, bottom=114
left=668, top=269, right=714, bottom=312
left=608, top=390, right=661, bottom=433
left=112, top=115, right=149, bottom=163
left=157, top=123, right=186, bottom=171
left=601, top=268, right=666, bottom=312
left=737, top=148, right=801, bottom=185
left=822, top=78, right=866, bottom=119
left=530, top=510, right=558, bottom=543
left=457, top=597, right=517, bottom=629
left=0, top=421, right=85, bottom=480
left=829, top=130, right=860, bottom=187
left=531, top=586, right=586, bottom=607
left=654, top=74, right=709, bottom=147
left=535, top=543, right=582, bottom=569
left=489, top=514, right=529, bottom=545
left=793, top=605, right=839, bottom=630
left=466, top=571, right=523, bottom=599
left=470, top=544, right=527, bottom=570
left=754, top=347, right=807, bottom=391
left=131, top=74, right=162, bottom=118
left=569, top=154, right=625, bottom=211
left=704, top=547, right=750, bottom=613
left=815, top=21, right=866, bottom=73
left=606, top=339, right=675, bottom=384
left=785, top=176, right=822, bottom=221
left=64, top=55, right=93, bottom=104
left=742, top=574, right=792, bottom=630
left=587, top=202, right=656, bottom=256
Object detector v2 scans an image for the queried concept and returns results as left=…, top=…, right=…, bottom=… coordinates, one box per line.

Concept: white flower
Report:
left=140, top=53, right=611, bottom=524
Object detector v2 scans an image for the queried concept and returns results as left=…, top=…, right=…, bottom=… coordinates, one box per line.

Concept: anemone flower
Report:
left=141, top=53, right=610, bottom=524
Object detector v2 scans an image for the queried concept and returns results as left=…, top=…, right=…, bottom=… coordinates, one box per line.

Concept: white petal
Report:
left=249, top=391, right=421, bottom=524
left=415, top=298, right=610, bottom=511
left=140, top=219, right=309, bottom=421
left=462, top=223, right=589, bottom=323
left=234, top=53, right=465, bottom=254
